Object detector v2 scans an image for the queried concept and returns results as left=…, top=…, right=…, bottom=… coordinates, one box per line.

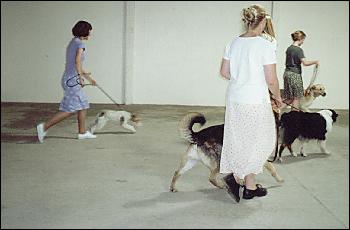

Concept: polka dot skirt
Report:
left=220, top=102, right=276, bottom=179
left=59, top=74, right=89, bottom=113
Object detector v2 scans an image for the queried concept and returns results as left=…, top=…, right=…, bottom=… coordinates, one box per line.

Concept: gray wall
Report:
left=1, top=1, right=349, bottom=109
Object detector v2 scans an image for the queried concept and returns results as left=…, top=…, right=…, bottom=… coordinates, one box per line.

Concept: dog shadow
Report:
left=274, top=152, right=330, bottom=164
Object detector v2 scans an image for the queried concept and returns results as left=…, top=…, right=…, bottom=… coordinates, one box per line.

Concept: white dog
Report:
left=89, top=110, right=141, bottom=134
left=299, top=84, right=326, bottom=112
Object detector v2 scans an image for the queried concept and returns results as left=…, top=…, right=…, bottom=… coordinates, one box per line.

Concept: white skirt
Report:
left=220, top=102, right=276, bottom=179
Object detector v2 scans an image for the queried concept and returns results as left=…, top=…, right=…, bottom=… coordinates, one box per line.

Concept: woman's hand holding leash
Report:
left=82, top=72, right=97, bottom=86
left=270, top=94, right=283, bottom=114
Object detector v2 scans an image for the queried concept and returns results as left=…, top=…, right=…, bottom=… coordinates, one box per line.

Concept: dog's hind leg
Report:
left=287, top=144, right=297, bottom=157
left=170, top=145, right=199, bottom=192
left=89, top=113, right=108, bottom=134
left=209, top=166, right=225, bottom=189
left=264, top=161, right=284, bottom=183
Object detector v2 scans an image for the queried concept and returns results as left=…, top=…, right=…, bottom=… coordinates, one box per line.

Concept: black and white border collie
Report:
left=272, top=109, right=338, bottom=162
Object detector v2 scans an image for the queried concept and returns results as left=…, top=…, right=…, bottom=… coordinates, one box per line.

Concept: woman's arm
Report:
left=264, top=63, right=282, bottom=108
left=82, top=73, right=96, bottom=85
left=75, top=48, right=84, bottom=75
left=301, top=58, right=319, bottom=66
left=220, top=58, right=230, bottom=80
left=75, top=48, right=96, bottom=85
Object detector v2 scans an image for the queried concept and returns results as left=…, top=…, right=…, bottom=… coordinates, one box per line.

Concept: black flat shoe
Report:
left=242, top=184, right=267, bottom=199
left=223, top=173, right=241, bottom=203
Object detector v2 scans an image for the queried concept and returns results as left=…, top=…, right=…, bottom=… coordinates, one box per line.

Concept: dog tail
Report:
left=179, top=112, right=206, bottom=143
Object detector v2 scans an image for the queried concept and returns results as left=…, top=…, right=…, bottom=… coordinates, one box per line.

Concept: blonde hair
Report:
left=242, top=4, right=275, bottom=39
left=291, top=30, right=306, bottom=41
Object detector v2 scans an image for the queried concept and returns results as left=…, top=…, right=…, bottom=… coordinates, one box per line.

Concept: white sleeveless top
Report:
left=223, top=36, right=277, bottom=104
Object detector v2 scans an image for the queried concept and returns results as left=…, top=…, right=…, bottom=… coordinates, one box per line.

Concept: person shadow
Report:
left=122, top=183, right=282, bottom=209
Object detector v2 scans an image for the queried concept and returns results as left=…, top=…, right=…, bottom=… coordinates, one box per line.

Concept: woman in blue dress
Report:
left=37, top=21, right=97, bottom=143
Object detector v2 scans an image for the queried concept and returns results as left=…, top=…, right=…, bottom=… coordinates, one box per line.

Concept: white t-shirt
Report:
left=223, top=36, right=277, bottom=104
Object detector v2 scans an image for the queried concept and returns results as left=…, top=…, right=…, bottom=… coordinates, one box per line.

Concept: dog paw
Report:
left=277, top=157, right=283, bottom=163
left=276, top=177, right=285, bottom=183
left=322, top=150, right=331, bottom=154
left=301, top=153, right=308, bottom=157
left=291, top=153, right=297, bottom=157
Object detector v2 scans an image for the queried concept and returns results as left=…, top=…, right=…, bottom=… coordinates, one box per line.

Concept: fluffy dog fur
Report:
left=272, top=109, right=338, bottom=162
left=169, top=112, right=284, bottom=193
left=89, top=110, right=141, bottom=134
left=299, top=84, right=326, bottom=112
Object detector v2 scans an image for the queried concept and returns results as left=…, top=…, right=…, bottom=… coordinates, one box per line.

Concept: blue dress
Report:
left=59, top=37, right=89, bottom=112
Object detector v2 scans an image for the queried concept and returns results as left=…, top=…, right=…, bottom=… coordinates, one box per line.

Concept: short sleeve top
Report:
left=223, top=36, right=277, bottom=104
left=285, top=45, right=305, bottom=74
left=65, top=37, right=86, bottom=75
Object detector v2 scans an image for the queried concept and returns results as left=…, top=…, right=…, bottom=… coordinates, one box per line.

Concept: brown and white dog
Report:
left=169, top=112, right=284, bottom=193
left=299, top=84, right=326, bottom=112
left=89, top=110, right=141, bottom=134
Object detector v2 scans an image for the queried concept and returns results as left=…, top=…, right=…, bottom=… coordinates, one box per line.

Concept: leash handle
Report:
left=66, top=75, right=121, bottom=107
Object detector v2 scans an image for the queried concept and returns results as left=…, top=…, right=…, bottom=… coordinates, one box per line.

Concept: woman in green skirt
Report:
left=283, top=30, right=319, bottom=111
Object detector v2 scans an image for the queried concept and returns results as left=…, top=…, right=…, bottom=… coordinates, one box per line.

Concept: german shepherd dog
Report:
left=169, top=112, right=284, bottom=192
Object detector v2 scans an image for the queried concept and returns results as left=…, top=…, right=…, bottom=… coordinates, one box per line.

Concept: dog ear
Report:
left=131, top=113, right=141, bottom=122
left=304, top=88, right=311, bottom=96
left=311, top=85, right=316, bottom=90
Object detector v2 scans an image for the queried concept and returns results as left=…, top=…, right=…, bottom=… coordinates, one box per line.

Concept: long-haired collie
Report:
left=169, top=112, right=284, bottom=193
left=271, top=109, right=338, bottom=162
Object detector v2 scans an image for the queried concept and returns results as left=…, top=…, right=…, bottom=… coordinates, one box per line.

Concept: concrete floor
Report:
left=1, top=102, right=349, bottom=229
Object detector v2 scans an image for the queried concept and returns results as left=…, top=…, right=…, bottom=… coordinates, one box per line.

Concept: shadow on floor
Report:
left=1, top=133, right=77, bottom=144
left=271, top=153, right=330, bottom=164
left=122, top=184, right=283, bottom=209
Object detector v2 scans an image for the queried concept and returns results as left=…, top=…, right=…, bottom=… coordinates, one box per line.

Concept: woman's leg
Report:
left=243, top=173, right=267, bottom=199
left=44, top=111, right=74, bottom=131
left=244, top=173, right=257, bottom=190
left=77, top=109, right=87, bottom=134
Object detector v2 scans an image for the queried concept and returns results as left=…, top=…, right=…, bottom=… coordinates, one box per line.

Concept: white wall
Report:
left=132, top=1, right=272, bottom=106
left=1, top=1, right=124, bottom=103
left=1, top=1, right=349, bottom=109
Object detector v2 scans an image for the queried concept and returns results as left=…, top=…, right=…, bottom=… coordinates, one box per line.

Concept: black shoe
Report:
left=242, top=184, right=267, bottom=199
left=223, top=174, right=241, bottom=203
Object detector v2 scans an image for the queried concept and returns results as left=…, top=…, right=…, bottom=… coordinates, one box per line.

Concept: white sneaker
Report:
left=36, top=123, right=47, bottom=143
left=78, top=131, right=97, bottom=140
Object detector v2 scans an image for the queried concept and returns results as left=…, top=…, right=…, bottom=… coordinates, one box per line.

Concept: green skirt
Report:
left=283, top=70, right=304, bottom=99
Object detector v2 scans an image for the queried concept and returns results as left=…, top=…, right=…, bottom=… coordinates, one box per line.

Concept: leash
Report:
left=304, top=64, right=320, bottom=96
left=307, top=64, right=319, bottom=89
left=65, top=75, right=122, bottom=107
left=94, top=84, right=121, bottom=107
